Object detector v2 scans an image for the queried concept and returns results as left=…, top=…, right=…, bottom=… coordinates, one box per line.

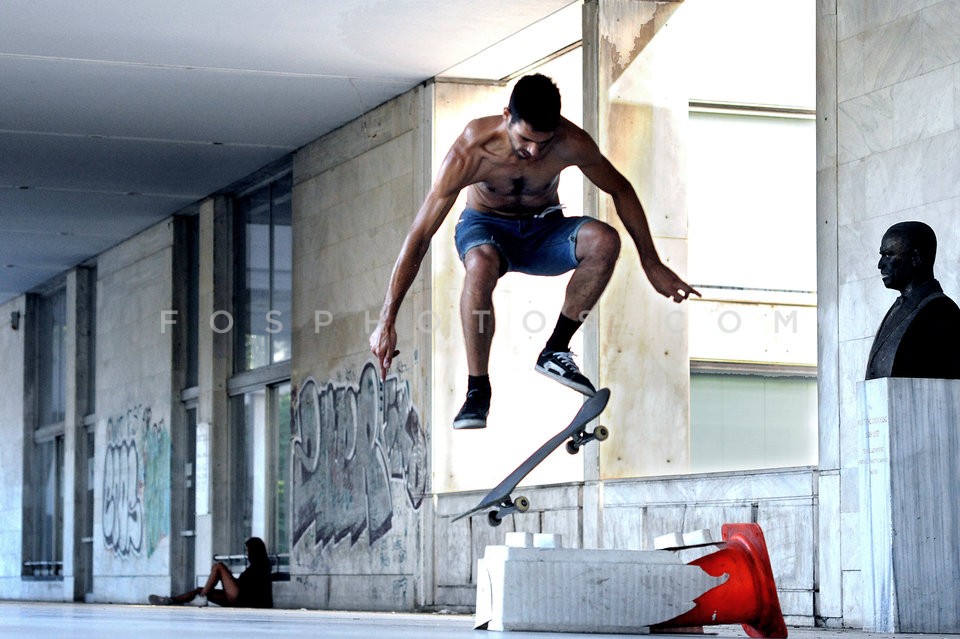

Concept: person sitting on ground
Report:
left=149, top=536, right=273, bottom=608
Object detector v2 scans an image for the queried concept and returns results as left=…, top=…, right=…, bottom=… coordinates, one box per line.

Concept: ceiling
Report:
left=0, top=0, right=582, bottom=304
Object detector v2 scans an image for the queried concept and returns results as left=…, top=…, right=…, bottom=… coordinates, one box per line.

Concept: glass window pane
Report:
left=29, top=436, right=64, bottom=574
left=184, top=219, right=199, bottom=388
left=236, top=173, right=292, bottom=371
left=37, top=288, right=67, bottom=426
left=245, top=189, right=271, bottom=369
left=273, top=383, right=291, bottom=554
left=686, top=111, right=816, bottom=292
left=230, top=394, right=256, bottom=543
left=271, top=179, right=292, bottom=364
left=671, top=0, right=815, bottom=108
left=690, top=373, right=817, bottom=473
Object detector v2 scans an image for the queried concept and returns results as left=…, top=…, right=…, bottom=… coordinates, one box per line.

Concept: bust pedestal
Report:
left=858, top=377, right=960, bottom=633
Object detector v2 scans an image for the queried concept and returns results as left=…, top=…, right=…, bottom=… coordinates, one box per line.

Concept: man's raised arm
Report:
left=369, top=137, right=479, bottom=379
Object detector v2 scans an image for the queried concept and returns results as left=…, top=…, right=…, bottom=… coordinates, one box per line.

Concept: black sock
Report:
left=545, top=314, right=582, bottom=352
left=467, top=374, right=491, bottom=398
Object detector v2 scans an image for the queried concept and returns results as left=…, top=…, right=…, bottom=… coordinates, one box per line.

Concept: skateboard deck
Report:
left=452, top=387, right=610, bottom=527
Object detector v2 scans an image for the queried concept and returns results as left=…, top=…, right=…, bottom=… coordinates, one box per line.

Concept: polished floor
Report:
left=0, top=601, right=953, bottom=639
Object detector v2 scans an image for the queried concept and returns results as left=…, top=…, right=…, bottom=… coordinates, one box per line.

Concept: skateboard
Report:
left=452, top=387, right=610, bottom=527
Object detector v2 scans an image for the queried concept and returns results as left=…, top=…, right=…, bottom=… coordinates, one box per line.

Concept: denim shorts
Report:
left=453, top=207, right=592, bottom=276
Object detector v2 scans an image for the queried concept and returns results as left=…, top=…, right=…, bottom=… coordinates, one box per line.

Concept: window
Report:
left=235, top=172, right=292, bottom=371
left=24, top=286, right=67, bottom=578
left=230, top=383, right=290, bottom=553
left=690, top=372, right=817, bottom=472
left=674, top=0, right=817, bottom=472
left=272, top=384, right=291, bottom=554
left=37, top=287, right=66, bottom=426
left=227, top=169, right=292, bottom=555
left=183, top=215, right=200, bottom=388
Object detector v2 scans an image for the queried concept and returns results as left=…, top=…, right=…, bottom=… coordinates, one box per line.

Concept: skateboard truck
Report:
left=487, top=495, right=531, bottom=527
left=565, top=424, right=609, bottom=454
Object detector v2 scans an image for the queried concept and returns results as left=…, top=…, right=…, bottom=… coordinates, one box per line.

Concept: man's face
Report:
left=877, top=231, right=917, bottom=291
left=505, top=117, right=555, bottom=161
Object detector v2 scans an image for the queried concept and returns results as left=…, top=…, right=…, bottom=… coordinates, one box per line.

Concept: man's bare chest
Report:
left=474, top=156, right=565, bottom=197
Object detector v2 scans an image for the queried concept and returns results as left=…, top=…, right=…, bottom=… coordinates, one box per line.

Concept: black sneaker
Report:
left=535, top=349, right=596, bottom=396
left=453, top=389, right=490, bottom=429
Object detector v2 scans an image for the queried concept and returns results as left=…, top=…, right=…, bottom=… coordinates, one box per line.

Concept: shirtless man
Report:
left=370, top=74, right=699, bottom=429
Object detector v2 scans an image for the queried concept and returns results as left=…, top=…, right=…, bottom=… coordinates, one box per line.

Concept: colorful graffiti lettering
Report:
left=102, top=406, right=170, bottom=558
left=291, top=363, right=426, bottom=549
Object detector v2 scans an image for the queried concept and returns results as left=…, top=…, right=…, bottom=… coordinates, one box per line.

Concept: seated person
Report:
left=149, top=536, right=273, bottom=608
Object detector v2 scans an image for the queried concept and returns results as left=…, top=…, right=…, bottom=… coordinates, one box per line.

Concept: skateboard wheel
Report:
left=594, top=425, right=609, bottom=441
left=515, top=496, right=530, bottom=513
left=488, top=511, right=503, bottom=527
left=565, top=440, right=580, bottom=455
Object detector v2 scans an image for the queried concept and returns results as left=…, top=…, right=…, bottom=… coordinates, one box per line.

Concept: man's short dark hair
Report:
left=887, top=221, right=937, bottom=265
left=508, top=74, right=561, bottom=132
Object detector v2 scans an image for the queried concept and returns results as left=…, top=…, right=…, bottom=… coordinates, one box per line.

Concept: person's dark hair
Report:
left=508, top=74, right=561, bottom=132
left=245, top=537, right=271, bottom=571
left=887, top=221, right=937, bottom=265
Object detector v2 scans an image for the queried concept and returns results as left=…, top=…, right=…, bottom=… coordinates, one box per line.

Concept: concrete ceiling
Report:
left=0, top=0, right=581, bottom=303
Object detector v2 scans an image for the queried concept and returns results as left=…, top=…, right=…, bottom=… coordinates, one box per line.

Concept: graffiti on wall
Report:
left=102, top=405, right=170, bottom=558
left=291, top=362, right=426, bottom=549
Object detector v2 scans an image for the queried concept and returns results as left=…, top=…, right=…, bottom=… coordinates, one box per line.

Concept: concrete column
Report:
left=196, top=196, right=233, bottom=568
left=69, top=267, right=96, bottom=601
left=815, top=0, right=843, bottom=626
left=585, top=0, right=692, bottom=488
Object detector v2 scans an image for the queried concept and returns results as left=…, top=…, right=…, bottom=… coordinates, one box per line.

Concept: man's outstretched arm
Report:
left=577, top=141, right=700, bottom=303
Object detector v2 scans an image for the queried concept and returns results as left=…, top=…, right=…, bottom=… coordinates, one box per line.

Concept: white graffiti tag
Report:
left=102, top=438, right=143, bottom=556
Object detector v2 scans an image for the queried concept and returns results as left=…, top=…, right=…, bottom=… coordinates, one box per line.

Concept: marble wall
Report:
left=818, top=0, right=960, bottom=627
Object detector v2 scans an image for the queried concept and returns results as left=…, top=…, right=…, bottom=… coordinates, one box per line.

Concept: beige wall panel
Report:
left=591, top=0, right=691, bottom=479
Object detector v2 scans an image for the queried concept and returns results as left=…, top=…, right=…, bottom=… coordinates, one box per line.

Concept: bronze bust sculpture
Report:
left=865, top=221, right=960, bottom=380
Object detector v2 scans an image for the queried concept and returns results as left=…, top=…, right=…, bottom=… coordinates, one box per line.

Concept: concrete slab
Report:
left=476, top=545, right=720, bottom=633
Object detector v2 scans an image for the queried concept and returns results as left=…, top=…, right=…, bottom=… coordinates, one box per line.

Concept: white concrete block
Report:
left=505, top=532, right=532, bottom=548
left=653, top=532, right=684, bottom=550
left=653, top=529, right=713, bottom=550
left=533, top=533, right=561, bottom=549
left=475, top=545, right=722, bottom=633
left=682, top=528, right=713, bottom=546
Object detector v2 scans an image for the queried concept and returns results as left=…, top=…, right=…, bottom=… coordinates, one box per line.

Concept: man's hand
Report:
left=369, top=321, right=399, bottom=381
left=644, top=260, right=701, bottom=303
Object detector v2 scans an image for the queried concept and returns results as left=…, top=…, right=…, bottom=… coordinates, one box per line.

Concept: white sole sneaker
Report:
left=534, top=363, right=596, bottom=396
